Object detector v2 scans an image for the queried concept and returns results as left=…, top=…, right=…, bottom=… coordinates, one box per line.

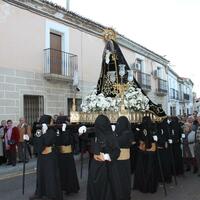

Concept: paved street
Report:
left=0, top=157, right=200, bottom=200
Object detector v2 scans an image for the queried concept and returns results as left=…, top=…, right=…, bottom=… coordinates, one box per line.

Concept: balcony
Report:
left=170, top=88, right=179, bottom=100
left=135, top=71, right=151, bottom=92
left=44, top=48, right=78, bottom=82
left=156, top=78, right=168, bottom=96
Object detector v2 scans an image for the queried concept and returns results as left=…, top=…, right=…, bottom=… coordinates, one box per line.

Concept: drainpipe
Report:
left=66, top=0, right=70, bottom=10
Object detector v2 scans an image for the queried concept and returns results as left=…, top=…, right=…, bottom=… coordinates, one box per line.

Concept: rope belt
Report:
left=59, top=145, right=72, bottom=154
left=117, top=148, right=130, bottom=160
left=42, top=146, right=52, bottom=155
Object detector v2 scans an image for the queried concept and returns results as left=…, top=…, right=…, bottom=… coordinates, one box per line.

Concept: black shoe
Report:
left=193, top=167, right=198, bottom=174
left=6, top=162, right=12, bottom=165
left=42, top=197, right=55, bottom=200
left=186, top=167, right=191, bottom=171
left=29, top=195, right=42, bottom=200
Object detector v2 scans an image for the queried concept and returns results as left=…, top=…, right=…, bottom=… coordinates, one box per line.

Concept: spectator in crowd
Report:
left=0, top=120, right=7, bottom=165
left=182, top=123, right=197, bottom=173
left=187, top=116, right=194, bottom=124
left=192, top=112, right=199, bottom=132
left=194, top=118, right=200, bottom=176
left=17, top=117, right=32, bottom=163
left=59, top=111, right=64, bottom=116
left=5, top=120, right=20, bottom=166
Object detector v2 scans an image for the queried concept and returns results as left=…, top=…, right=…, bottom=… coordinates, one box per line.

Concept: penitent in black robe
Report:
left=133, top=117, right=158, bottom=194
left=56, top=126, right=80, bottom=195
left=169, top=117, right=184, bottom=175
left=156, top=120, right=172, bottom=183
left=87, top=115, right=122, bottom=200
left=35, top=127, right=63, bottom=200
left=115, top=116, right=134, bottom=200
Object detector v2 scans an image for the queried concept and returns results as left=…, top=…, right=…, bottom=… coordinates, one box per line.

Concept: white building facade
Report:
left=167, top=67, right=194, bottom=116
left=179, top=78, right=194, bottom=115
left=0, top=0, right=180, bottom=124
left=168, top=68, right=180, bottom=116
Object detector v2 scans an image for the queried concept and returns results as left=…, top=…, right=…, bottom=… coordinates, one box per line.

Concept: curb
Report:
left=0, top=154, right=88, bottom=180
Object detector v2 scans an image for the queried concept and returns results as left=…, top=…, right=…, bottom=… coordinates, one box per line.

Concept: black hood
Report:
left=115, top=116, right=131, bottom=136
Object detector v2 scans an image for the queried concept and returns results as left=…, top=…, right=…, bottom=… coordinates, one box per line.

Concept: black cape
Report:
left=169, top=117, right=184, bottom=175
left=115, top=116, right=134, bottom=200
left=87, top=115, right=122, bottom=200
left=56, top=125, right=80, bottom=194
left=156, top=120, right=172, bottom=183
left=133, top=117, right=158, bottom=193
left=35, top=127, right=63, bottom=200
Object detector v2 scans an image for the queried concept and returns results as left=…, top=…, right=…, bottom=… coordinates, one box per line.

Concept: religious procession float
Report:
left=70, top=29, right=167, bottom=124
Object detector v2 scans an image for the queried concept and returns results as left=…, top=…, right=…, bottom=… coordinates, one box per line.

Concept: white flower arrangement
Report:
left=81, top=85, right=149, bottom=113
left=81, top=89, right=119, bottom=112
left=124, top=86, right=149, bottom=111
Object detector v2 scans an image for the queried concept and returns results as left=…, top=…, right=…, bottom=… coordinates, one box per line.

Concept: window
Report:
left=135, top=59, right=144, bottom=71
left=170, top=106, right=176, bottom=116
left=157, top=66, right=163, bottom=79
left=24, top=95, right=44, bottom=125
left=50, top=32, right=62, bottom=75
left=45, top=21, right=70, bottom=76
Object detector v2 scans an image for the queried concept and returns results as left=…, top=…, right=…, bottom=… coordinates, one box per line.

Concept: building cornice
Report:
left=169, top=67, right=180, bottom=78
left=4, top=0, right=169, bottom=66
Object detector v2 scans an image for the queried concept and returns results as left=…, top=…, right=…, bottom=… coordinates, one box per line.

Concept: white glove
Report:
left=153, top=135, right=158, bottom=142
left=111, top=125, right=116, bottom=131
left=78, top=126, right=87, bottom=136
left=104, top=153, right=111, bottom=161
left=23, top=134, right=29, bottom=141
left=62, top=123, right=67, bottom=132
left=168, top=139, right=173, bottom=144
left=42, top=123, right=48, bottom=134
left=181, top=134, right=186, bottom=139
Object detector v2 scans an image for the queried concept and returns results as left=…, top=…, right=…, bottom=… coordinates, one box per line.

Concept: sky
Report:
left=52, top=0, right=200, bottom=97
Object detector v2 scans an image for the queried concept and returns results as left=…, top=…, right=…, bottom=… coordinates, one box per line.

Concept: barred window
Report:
left=24, top=95, right=44, bottom=125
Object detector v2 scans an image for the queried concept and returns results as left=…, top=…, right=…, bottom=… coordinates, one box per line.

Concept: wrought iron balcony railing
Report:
left=44, top=48, right=78, bottom=81
left=135, top=71, right=151, bottom=91
left=156, top=78, right=168, bottom=96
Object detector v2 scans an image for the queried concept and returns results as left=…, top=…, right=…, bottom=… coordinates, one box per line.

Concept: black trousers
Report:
left=6, top=148, right=17, bottom=165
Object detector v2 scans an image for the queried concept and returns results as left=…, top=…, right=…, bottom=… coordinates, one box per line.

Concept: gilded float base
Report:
left=70, top=110, right=166, bottom=124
